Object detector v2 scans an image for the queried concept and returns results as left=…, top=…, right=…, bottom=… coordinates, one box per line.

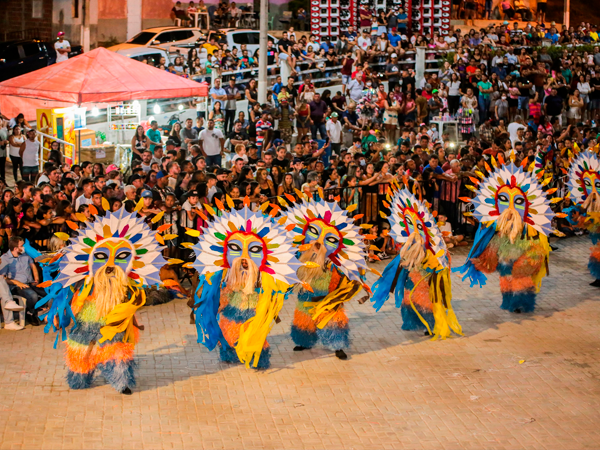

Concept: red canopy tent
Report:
left=0, top=47, right=209, bottom=121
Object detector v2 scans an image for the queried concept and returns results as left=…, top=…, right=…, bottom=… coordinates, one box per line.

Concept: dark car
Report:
left=0, top=40, right=83, bottom=82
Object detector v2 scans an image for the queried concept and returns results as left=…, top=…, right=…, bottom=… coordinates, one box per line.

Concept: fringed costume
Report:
left=284, top=195, right=372, bottom=359
left=190, top=202, right=303, bottom=369
left=455, top=159, right=556, bottom=313
left=371, top=188, right=462, bottom=339
left=35, top=206, right=166, bottom=394
left=565, top=150, right=600, bottom=284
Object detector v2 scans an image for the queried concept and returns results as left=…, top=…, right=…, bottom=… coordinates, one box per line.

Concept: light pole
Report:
left=564, top=0, right=570, bottom=29
left=257, top=0, right=269, bottom=103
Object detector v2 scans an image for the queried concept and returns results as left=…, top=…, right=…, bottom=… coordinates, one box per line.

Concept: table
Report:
left=191, top=11, right=210, bottom=30
left=240, top=11, right=255, bottom=27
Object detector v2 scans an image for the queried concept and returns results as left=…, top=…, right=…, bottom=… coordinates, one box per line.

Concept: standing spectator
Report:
left=209, top=78, right=228, bottom=109
left=385, top=53, right=401, bottom=92
left=224, top=77, right=240, bottom=134
left=198, top=119, right=225, bottom=167
left=54, top=32, right=71, bottom=63
left=0, top=118, right=7, bottom=180
left=19, top=129, right=40, bottom=183
left=326, top=112, right=343, bottom=155
left=347, top=72, right=365, bottom=103
left=181, top=118, right=199, bottom=153
left=255, top=112, right=272, bottom=157
left=477, top=74, right=493, bottom=123
left=146, top=120, right=162, bottom=154
left=8, top=125, right=24, bottom=182
left=309, top=93, right=328, bottom=140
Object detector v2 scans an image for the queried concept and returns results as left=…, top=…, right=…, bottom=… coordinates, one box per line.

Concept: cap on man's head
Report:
left=156, top=171, right=166, bottom=179
left=141, top=190, right=153, bottom=198
left=129, top=174, right=143, bottom=182
left=331, top=112, right=339, bottom=118
left=293, top=157, right=302, bottom=164
left=57, top=31, right=65, bottom=37
left=188, top=190, right=199, bottom=197
left=105, top=164, right=119, bottom=173
left=391, top=53, right=398, bottom=58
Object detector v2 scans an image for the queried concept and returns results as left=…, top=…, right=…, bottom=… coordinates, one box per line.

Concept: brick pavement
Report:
left=1, top=236, right=600, bottom=449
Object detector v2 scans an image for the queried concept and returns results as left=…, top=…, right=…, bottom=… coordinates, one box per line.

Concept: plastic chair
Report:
left=1, top=295, right=26, bottom=328
left=174, top=18, right=182, bottom=26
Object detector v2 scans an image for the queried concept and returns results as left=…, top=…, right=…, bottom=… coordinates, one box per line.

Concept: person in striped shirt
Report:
left=255, top=111, right=272, bottom=158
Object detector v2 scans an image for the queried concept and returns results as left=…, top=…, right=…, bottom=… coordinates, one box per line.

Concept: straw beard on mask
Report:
left=400, top=232, right=426, bottom=271
left=583, top=191, right=600, bottom=213
left=496, top=207, right=524, bottom=244
left=296, top=241, right=327, bottom=285
left=93, top=265, right=129, bottom=319
left=226, top=257, right=260, bottom=296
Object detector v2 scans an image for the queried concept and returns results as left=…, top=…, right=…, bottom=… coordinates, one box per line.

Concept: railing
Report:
left=2, top=29, right=45, bottom=41
left=35, top=130, right=76, bottom=169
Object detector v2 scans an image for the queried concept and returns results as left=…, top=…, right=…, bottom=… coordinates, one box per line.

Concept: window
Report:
left=127, top=32, right=156, bottom=45
left=171, top=30, right=194, bottom=41
left=233, top=33, right=251, bottom=45
left=144, top=53, right=163, bottom=65
left=22, top=42, right=42, bottom=57
left=154, top=32, right=174, bottom=44
left=72, top=0, right=79, bottom=18
left=0, top=45, right=22, bottom=62
left=32, top=0, right=43, bottom=18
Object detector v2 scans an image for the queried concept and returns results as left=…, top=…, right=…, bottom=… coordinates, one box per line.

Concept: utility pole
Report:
left=564, top=0, right=570, bottom=29
left=257, top=0, right=268, bottom=103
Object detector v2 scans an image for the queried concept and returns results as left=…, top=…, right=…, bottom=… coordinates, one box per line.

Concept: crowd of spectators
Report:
left=4, top=20, right=600, bottom=329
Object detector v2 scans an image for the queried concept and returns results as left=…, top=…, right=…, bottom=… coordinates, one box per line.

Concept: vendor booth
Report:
left=0, top=47, right=209, bottom=166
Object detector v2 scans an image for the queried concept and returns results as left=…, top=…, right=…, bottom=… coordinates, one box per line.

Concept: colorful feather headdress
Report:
left=55, top=208, right=166, bottom=287
left=467, top=161, right=555, bottom=237
left=191, top=205, right=302, bottom=286
left=566, top=150, right=600, bottom=205
left=388, top=188, right=449, bottom=271
left=283, top=197, right=371, bottom=284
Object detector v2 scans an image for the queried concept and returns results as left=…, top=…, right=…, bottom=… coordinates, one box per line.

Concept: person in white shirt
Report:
left=75, top=178, right=95, bottom=210
left=507, top=115, right=526, bottom=142
left=19, top=129, right=40, bottom=182
left=198, top=119, right=225, bottom=167
left=346, top=73, right=365, bottom=103
left=54, top=32, right=71, bottom=63
left=356, top=30, right=372, bottom=63
left=326, top=113, right=343, bottom=154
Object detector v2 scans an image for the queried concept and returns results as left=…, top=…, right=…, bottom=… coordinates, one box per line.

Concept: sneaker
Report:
left=380, top=252, right=390, bottom=260
left=4, top=301, right=24, bottom=311
left=4, top=322, right=24, bottom=331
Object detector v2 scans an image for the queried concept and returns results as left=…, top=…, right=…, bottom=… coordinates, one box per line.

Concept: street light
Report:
left=153, top=104, right=161, bottom=114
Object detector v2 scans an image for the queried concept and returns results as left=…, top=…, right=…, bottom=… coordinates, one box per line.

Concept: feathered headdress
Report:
left=469, top=162, right=554, bottom=237
left=388, top=188, right=449, bottom=271
left=283, top=197, right=370, bottom=284
left=566, top=150, right=600, bottom=205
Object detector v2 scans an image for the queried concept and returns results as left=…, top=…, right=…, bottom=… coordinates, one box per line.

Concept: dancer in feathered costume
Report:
left=284, top=194, right=372, bottom=360
left=455, top=157, right=556, bottom=313
left=190, top=198, right=304, bottom=369
left=370, top=187, right=462, bottom=339
left=36, top=206, right=166, bottom=394
left=565, top=150, right=600, bottom=286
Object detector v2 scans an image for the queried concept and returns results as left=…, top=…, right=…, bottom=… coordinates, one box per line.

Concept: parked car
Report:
left=0, top=40, right=83, bottom=81
left=111, top=46, right=173, bottom=67
left=206, top=29, right=277, bottom=57
left=108, top=27, right=204, bottom=55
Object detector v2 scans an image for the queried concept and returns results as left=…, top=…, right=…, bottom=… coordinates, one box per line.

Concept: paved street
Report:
left=1, top=236, right=600, bottom=450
